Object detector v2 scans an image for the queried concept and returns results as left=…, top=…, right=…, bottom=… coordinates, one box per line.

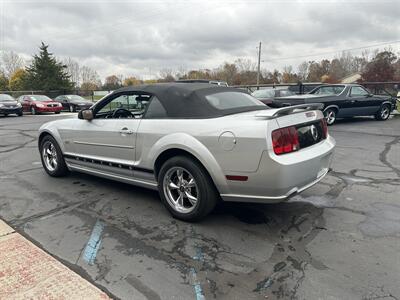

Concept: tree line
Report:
left=1, top=43, right=399, bottom=92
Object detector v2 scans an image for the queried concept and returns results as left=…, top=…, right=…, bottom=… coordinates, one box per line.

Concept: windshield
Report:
left=205, top=91, right=264, bottom=110
left=0, top=94, right=15, bottom=102
left=252, top=89, right=275, bottom=98
left=310, top=86, right=345, bottom=95
left=66, top=95, right=86, bottom=102
left=30, top=95, right=52, bottom=102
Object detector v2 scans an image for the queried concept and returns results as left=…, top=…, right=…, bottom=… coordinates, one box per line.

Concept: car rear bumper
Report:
left=0, top=107, right=23, bottom=114
left=220, top=135, right=335, bottom=203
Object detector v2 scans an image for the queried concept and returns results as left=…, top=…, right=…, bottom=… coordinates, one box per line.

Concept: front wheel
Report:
left=17, top=112, right=23, bottom=116
left=375, top=104, right=390, bottom=121
left=158, top=156, right=218, bottom=222
left=39, top=135, right=69, bottom=177
left=55, top=111, right=60, bottom=114
left=324, top=108, right=337, bottom=125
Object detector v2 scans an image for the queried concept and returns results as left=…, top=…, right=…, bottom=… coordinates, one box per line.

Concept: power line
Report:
left=262, top=40, right=400, bottom=63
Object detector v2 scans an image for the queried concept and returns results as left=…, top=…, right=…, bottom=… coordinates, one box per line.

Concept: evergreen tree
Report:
left=25, top=42, right=73, bottom=90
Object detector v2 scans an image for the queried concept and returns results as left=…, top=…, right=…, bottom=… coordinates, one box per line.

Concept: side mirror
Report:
left=78, top=109, right=94, bottom=120
left=367, top=93, right=373, bottom=97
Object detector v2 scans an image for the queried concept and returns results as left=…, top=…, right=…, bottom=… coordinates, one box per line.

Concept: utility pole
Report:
left=256, top=41, right=261, bottom=87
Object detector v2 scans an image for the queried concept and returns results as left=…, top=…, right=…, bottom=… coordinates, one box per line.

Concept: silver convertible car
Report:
left=38, top=83, right=335, bottom=221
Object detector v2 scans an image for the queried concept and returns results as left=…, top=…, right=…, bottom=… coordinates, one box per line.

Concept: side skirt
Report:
left=67, top=163, right=158, bottom=191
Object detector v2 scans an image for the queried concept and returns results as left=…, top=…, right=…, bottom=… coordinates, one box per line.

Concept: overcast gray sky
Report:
left=1, top=0, right=399, bottom=79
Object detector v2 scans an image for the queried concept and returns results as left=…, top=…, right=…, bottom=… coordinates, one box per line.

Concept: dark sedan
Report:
left=251, top=88, right=295, bottom=105
left=0, top=94, right=23, bottom=117
left=270, top=84, right=396, bottom=125
left=54, top=95, right=93, bottom=112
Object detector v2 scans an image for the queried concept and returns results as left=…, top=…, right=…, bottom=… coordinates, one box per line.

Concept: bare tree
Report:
left=235, top=58, right=256, bottom=73
left=63, top=57, right=80, bottom=88
left=2, top=51, right=25, bottom=78
left=80, top=66, right=101, bottom=89
left=297, top=62, right=309, bottom=81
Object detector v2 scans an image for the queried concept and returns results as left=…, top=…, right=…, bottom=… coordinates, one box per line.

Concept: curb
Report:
left=0, top=219, right=111, bottom=299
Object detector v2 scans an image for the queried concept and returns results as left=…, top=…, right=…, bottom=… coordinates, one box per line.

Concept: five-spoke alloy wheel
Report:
left=324, top=108, right=337, bottom=125
left=163, top=167, right=199, bottom=214
left=39, top=135, right=69, bottom=177
left=375, top=104, right=391, bottom=121
left=158, top=156, right=218, bottom=221
left=42, top=140, right=58, bottom=172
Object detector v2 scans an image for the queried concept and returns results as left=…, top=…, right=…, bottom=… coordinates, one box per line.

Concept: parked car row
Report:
left=0, top=94, right=94, bottom=117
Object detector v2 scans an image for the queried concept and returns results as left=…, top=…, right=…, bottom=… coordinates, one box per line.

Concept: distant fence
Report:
left=230, top=82, right=323, bottom=94
left=231, top=81, right=400, bottom=96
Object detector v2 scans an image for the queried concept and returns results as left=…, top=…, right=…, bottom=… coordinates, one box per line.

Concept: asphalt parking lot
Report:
left=0, top=113, right=399, bottom=300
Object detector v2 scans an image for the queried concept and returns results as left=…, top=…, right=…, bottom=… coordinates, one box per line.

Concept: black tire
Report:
left=158, top=156, right=218, bottom=222
left=4, top=114, right=8, bottom=117
left=324, top=108, right=337, bottom=126
left=69, top=105, right=75, bottom=112
left=31, top=106, right=37, bottom=115
left=17, top=111, right=23, bottom=116
left=39, top=135, right=69, bottom=177
left=375, top=104, right=391, bottom=121
left=55, top=111, right=60, bottom=114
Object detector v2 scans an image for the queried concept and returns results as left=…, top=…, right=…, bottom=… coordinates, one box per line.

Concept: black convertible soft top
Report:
left=113, top=83, right=266, bottom=118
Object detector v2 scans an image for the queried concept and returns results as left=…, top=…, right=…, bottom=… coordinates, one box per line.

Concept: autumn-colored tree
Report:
left=123, top=76, right=143, bottom=86
left=144, top=79, right=158, bottom=84
left=218, top=63, right=238, bottom=85
left=81, top=82, right=99, bottom=91
left=281, top=66, right=299, bottom=83
left=0, top=72, right=8, bottom=90
left=328, top=58, right=346, bottom=82
left=103, top=75, right=122, bottom=90
left=8, top=69, right=28, bottom=90
left=361, top=50, right=397, bottom=82
left=307, top=60, right=330, bottom=82
left=261, top=69, right=281, bottom=84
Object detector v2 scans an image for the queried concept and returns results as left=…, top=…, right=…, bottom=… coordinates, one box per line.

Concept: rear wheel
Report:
left=158, top=156, right=218, bottom=222
left=375, top=104, right=390, bottom=121
left=39, top=135, right=69, bottom=177
left=324, top=108, right=337, bottom=125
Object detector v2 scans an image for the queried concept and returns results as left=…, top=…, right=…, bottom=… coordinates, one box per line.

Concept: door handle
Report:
left=119, top=127, right=134, bottom=135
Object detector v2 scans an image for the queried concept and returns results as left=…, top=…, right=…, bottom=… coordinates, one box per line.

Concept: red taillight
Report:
left=272, top=126, right=300, bottom=155
left=321, top=118, right=328, bottom=138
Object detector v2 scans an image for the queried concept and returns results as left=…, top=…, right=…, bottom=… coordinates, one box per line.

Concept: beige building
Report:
left=340, top=73, right=362, bottom=83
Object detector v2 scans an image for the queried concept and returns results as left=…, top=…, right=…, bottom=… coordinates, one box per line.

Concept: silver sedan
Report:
left=38, top=83, right=335, bottom=221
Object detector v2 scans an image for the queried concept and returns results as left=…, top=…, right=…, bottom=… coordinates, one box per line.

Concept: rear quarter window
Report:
left=205, top=92, right=264, bottom=110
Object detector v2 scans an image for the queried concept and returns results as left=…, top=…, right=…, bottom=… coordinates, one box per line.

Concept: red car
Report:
left=18, top=95, right=63, bottom=115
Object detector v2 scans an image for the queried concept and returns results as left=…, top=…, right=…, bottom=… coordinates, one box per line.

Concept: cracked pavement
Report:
left=0, top=113, right=399, bottom=299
